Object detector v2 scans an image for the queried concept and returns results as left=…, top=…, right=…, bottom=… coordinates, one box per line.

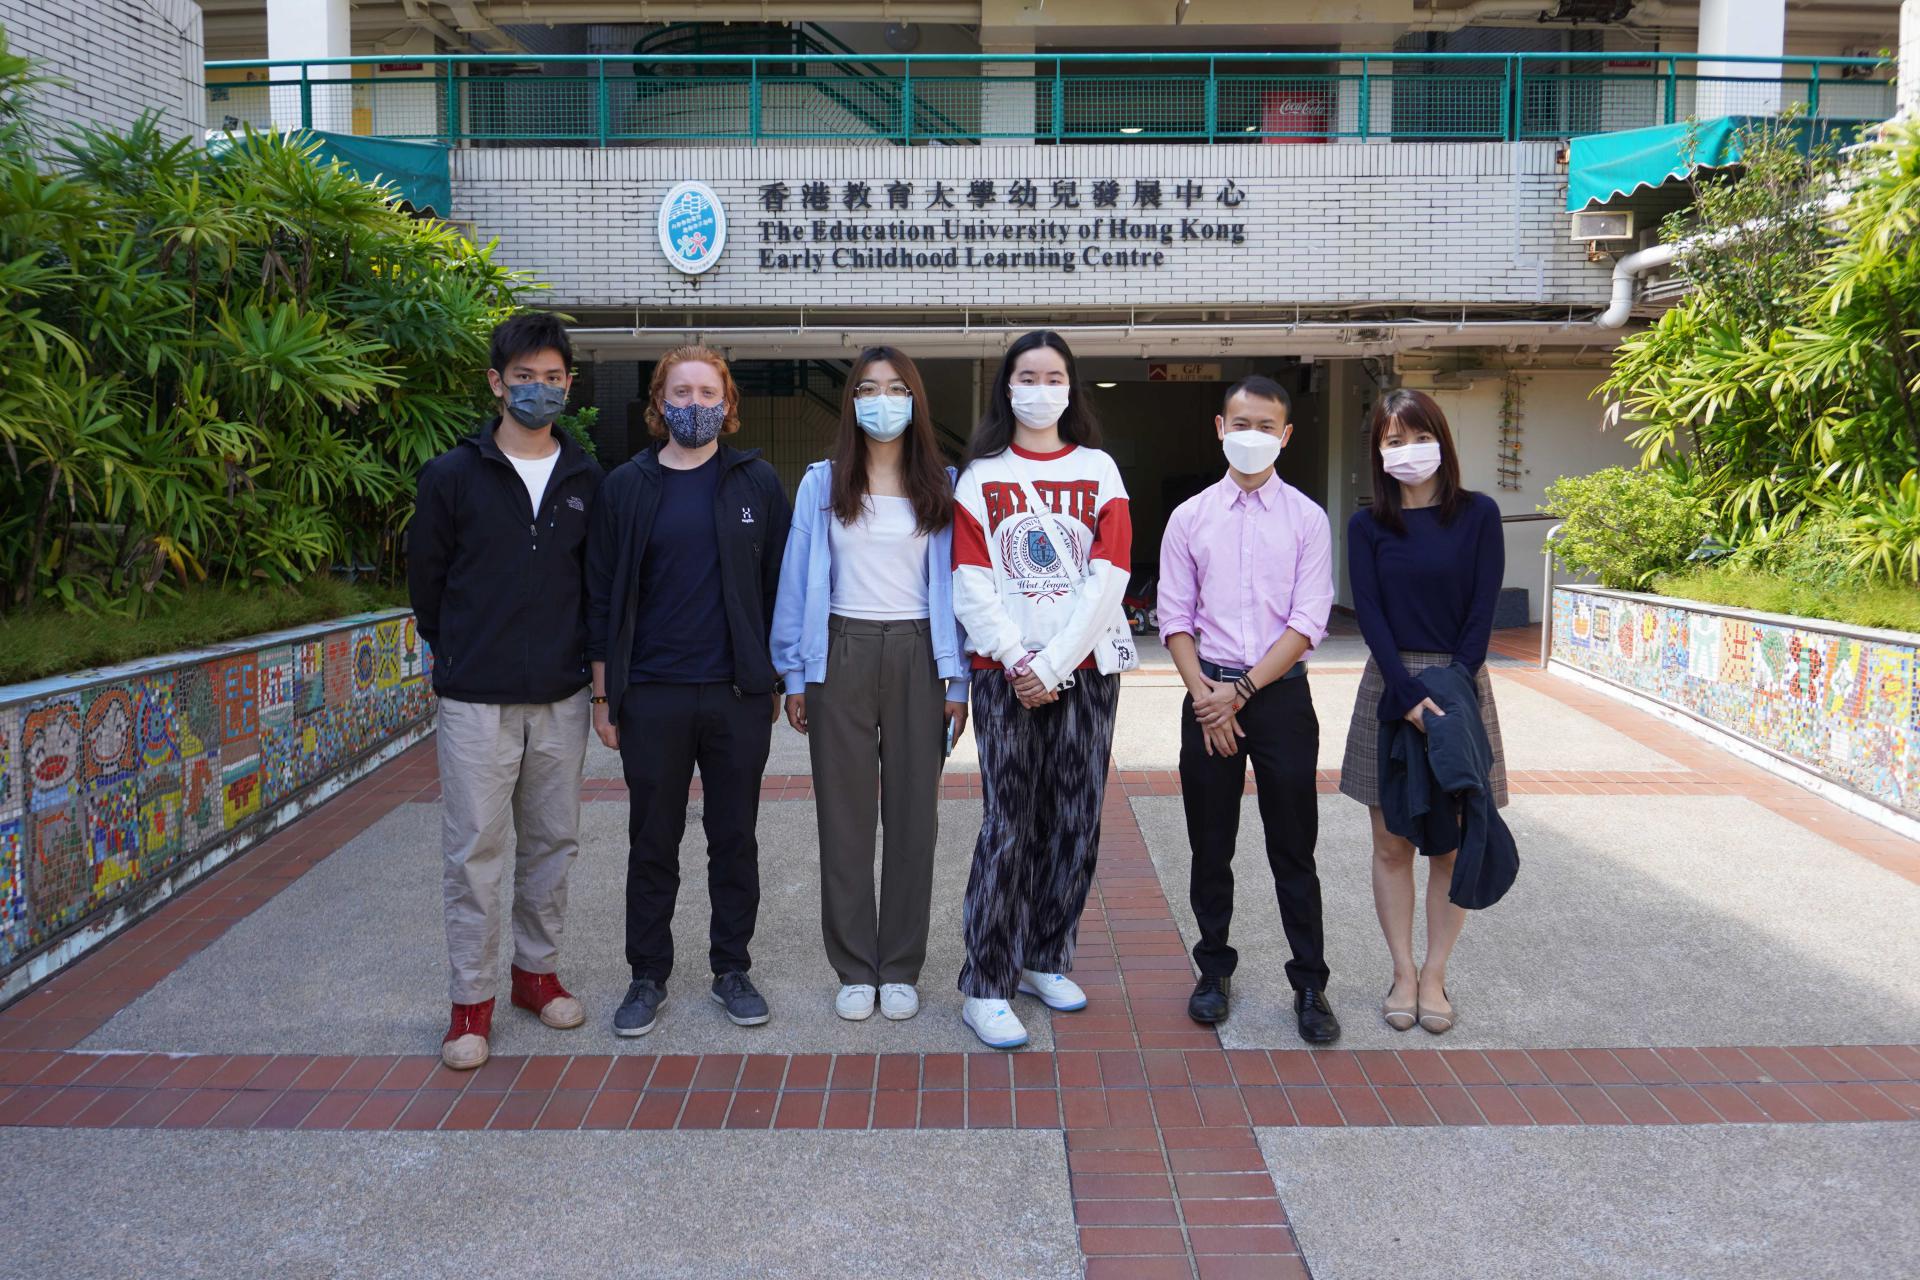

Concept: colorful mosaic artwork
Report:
left=27, top=803, right=86, bottom=938
left=0, top=817, right=23, bottom=955
left=138, top=763, right=183, bottom=878
left=1554, top=589, right=1920, bottom=816
left=0, top=702, right=18, bottom=821
left=81, top=687, right=138, bottom=792
left=86, top=780, right=139, bottom=903
left=0, top=612, right=434, bottom=972
left=21, top=696, right=80, bottom=814
left=136, top=674, right=180, bottom=769
left=217, top=654, right=259, bottom=744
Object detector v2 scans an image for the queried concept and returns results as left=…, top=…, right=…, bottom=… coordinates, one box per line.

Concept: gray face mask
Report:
left=505, top=381, right=567, bottom=430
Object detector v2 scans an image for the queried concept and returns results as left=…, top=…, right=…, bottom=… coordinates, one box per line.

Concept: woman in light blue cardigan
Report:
left=770, top=347, right=969, bottom=1024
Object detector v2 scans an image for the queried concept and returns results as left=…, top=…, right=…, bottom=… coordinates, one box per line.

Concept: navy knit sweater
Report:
left=1347, top=491, right=1505, bottom=721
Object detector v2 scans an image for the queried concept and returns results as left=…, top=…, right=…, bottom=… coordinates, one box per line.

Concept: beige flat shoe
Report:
left=1383, top=989, right=1417, bottom=1032
left=1417, top=988, right=1455, bottom=1035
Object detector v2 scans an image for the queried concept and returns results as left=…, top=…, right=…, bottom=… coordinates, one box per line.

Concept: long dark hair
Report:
left=1364, top=389, right=1469, bottom=536
left=828, top=347, right=954, bottom=534
left=964, top=329, right=1103, bottom=467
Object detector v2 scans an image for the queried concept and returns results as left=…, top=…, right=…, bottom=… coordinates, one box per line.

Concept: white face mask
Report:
left=1381, top=440, right=1442, bottom=484
left=1009, top=384, right=1071, bottom=430
left=1222, top=429, right=1282, bottom=476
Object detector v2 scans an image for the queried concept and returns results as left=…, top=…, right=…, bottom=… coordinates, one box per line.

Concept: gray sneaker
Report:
left=711, top=972, right=770, bottom=1026
left=613, top=978, right=666, bottom=1037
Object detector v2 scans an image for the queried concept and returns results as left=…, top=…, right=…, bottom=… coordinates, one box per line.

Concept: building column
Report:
left=981, top=42, right=1038, bottom=145
left=1696, top=0, right=1785, bottom=118
left=268, top=0, right=352, bottom=132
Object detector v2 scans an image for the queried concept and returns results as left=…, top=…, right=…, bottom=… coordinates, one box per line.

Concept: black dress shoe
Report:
left=1188, top=975, right=1230, bottom=1025
left=1294, top=988, right=1341, bottom=1044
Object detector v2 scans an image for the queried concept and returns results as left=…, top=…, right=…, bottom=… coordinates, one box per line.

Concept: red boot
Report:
left=511, top=966, right=586, bottom=1029
left=441, top=998, right=494, bottom=1070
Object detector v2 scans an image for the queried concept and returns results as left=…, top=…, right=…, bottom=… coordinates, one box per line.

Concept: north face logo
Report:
left=566, top=496, right=585, bottom=512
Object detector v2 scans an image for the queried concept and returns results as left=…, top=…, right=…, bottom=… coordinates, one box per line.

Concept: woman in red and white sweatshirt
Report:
left=951, top=329, right=1133, bottom=1050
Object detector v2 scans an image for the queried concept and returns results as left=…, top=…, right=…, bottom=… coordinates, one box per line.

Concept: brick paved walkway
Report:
left=2, top=643, right=1916, bottom=1279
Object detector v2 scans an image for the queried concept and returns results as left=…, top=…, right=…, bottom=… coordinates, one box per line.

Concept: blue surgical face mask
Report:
left=662, top=401, right=726, bottom=448
left=854, top=394, right=913, bottom=442
left=505, top=381, right=567, bottom=430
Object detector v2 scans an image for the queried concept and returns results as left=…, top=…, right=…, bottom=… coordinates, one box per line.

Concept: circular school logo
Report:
left=658, top=181, right=727, bottom=275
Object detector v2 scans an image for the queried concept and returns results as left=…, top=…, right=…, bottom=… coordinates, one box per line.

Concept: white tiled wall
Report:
left=453, top=141, right=1612, bottom=311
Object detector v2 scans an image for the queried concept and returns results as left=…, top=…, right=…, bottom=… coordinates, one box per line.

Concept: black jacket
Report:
left=407, top=421, right=604, bottom=704
left=1378, top=663, right=1519, bottom=910
left=585, top=443, right=792, bottom=707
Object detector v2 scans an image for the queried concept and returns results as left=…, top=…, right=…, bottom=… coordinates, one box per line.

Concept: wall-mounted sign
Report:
left=1148, top=362, right=1223, bottom=382
left=659, top=180, right=727, bottom=275
left=748, top=176, right=1250, bottom=275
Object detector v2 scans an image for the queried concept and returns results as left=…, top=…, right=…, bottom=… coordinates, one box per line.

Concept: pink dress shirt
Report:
left=1156, top=470, right=1335, bottom=668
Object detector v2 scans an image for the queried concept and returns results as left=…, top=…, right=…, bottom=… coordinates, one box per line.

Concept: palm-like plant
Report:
left=0, top=25, right=537, bottom=616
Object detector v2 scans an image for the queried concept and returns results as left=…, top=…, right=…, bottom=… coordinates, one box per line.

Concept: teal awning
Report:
left=306, top=131, right=450, bottom=216
left=1567, top=115, right=1756, bottom=213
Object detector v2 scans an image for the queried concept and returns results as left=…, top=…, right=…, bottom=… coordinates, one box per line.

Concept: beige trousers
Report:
left=437, top=690, right=590, bottom=1004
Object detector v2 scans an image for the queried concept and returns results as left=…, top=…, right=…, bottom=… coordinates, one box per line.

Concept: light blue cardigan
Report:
left=770, top=461, right=971, bottom=700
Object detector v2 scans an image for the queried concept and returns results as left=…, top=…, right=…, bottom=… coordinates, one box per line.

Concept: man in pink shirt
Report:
left=1158, top=376, right=1340, bottom=1043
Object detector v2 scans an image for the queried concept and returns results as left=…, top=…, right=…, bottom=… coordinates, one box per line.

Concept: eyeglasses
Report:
left=852, top=382, right=912, bottom=399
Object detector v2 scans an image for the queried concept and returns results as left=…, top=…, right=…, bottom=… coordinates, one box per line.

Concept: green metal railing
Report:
left=203, top=51, right=1893, bottom=147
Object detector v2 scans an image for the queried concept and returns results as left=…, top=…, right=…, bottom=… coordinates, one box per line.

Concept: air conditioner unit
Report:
left=1570, top=210, right=1635, bottom=243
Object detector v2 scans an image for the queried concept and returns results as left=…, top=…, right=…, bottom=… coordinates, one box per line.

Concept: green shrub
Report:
left=0, top=27, right=538, bottom=618
left=1600, top=116, right=1920, bottom=577
left=1650, top=566, right=1920, bottom=635
left=0, top=578, right=406, bottom=684
left=1544, top=466, right=1708, bottom=589
left=555, top=405, right=599, bottom=459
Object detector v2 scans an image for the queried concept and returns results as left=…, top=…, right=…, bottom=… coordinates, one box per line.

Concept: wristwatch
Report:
left=589, top=695, right=608, bottom=705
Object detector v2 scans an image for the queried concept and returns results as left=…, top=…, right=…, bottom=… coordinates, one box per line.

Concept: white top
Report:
left=828, top=495, right=931, bottom=620
left=506, top=449, right=560, bottom=513
left=952, top=444, right=1132, bottom=691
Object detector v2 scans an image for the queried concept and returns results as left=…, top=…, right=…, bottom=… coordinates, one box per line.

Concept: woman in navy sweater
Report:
left=1339, top=389, right=1506, bottom=1037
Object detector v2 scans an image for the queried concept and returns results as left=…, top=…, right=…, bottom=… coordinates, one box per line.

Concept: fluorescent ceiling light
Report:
left=1095, top=382, right=1117, bottom=388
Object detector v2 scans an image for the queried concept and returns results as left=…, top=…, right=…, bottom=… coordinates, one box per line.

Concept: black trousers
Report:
left=618, top=682, right=773, bottom=983
left=1179, top=672, right=1328, bottom=990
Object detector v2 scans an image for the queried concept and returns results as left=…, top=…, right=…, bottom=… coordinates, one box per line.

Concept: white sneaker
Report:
left=879, top=984, right=919, bottom=1021
left=1017, top=970, right=1088, bottom=1011
left=962, top=997, right=1029, bottom=1049
left=835, top=984, right=876, bottom=1021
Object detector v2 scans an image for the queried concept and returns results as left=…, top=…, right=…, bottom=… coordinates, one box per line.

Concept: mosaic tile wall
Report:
left=1553, top=587, right=1919, bottom=817
left=0, top=613, right=433, bottom=973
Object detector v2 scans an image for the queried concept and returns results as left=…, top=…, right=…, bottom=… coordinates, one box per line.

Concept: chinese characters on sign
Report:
left=748, top=177, right=1251, bottom=274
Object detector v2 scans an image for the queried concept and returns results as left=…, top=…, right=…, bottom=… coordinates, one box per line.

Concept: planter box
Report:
left=0, top=611, right=435, bottom=1001
left=1551, top=585, right=1920, bottom=819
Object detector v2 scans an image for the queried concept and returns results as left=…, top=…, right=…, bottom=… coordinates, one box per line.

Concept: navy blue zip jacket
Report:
left=407, top=420, right=605, bottom=704
left=1377, top=662, right=1519, bottom=910
left=585, top=442, right=792, bottom=710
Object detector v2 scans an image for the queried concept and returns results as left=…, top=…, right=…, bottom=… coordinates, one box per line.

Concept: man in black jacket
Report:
left=586, top=346, right=791, bottom=1038
left=408, top=313, right=604, bottom=1071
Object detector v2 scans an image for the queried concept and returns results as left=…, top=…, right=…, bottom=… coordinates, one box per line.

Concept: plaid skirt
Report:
left=1338, top=651, right=1509, bottom=810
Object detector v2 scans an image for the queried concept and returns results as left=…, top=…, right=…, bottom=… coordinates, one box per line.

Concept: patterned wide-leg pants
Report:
left=958, top=671, right=1121, bottom=1000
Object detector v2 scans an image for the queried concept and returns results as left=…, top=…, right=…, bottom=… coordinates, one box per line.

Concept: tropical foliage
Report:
left=1599, top=114, right=1920, bottom=589
left=1543, top=466, right=1707, bottom=590
left=0, top=27, right=536, bottom=619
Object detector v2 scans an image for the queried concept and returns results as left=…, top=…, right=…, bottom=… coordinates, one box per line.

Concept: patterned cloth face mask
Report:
left=663, top=401, right=726, bottom=448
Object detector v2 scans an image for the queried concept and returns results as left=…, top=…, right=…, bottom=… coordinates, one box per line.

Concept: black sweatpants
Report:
left=959, top=671, right=1120, bottom=1000
left=618, top=682, right=773, bottom=983
left=1179, top=672, right=1329, bottom=990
